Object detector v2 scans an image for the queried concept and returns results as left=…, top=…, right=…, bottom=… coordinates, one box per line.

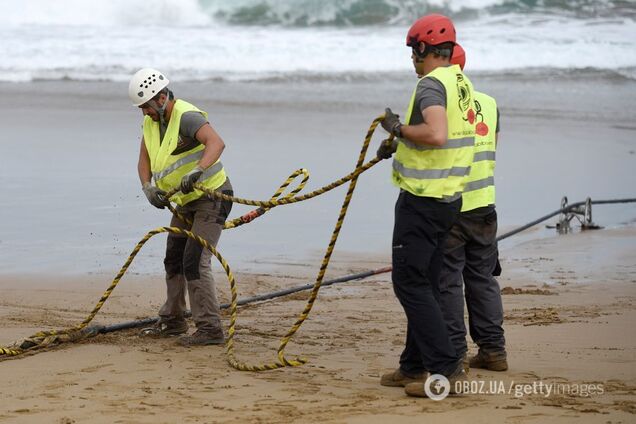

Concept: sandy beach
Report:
left=1, top=224, right=635, bottom=423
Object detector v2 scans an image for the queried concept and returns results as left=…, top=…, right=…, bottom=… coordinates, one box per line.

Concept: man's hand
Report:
left=180, top=166, right=203, bottom=194
left=142, top=183, right=170, bottom=209
left=376, top=138, right=398, bottom=160
left=381, top=108, right=403, bottom=138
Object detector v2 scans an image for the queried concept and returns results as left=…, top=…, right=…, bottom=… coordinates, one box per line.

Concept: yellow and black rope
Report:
left=0, top=115, right=389, bottom=370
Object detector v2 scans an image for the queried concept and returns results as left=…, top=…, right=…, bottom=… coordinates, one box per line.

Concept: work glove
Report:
left=381, top=108, right=403, bottom=138
left=376, top=138, right=398, bottom=160
left=180, top=166, right=203, bottom=194
left=142, top=183, right=170, bottom=209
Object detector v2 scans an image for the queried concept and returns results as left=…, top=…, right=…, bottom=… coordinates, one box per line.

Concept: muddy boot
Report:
left=469, top=350, right=508, bottom=371
left=404, top=365, right=468, bottom=398
left=462, top=352, right=470, bottom=373
left=380, top=369, right=428, bottom=387
left=140, top=318, right=188, bottom=338
left=177, top=328, right=225, bottom=346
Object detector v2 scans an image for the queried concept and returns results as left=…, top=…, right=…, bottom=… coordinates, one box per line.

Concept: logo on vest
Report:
left=474, top=99, right=490, bottom=137
left=456, top=73, right=475, bottom=124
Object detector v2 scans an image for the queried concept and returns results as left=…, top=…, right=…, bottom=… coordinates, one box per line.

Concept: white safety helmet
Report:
left=128, top=68, right=170, bottom=106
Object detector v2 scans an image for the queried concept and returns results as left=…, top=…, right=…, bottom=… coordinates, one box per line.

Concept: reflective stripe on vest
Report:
left=461, top=91, right=497, bottom=212
left=391, top=64, right=476, bottom=199
left=400, top=136, right=474, bottom=151
left=143, top=99, right=227, bottom=206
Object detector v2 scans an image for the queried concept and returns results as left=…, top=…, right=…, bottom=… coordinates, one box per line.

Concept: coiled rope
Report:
left=0, top=116, right=390, bottom=371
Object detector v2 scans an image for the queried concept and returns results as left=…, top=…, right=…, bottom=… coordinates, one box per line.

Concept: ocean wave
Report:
left=1, top=2, right=634, bottom=83
left=1, top=0, right=633, bottom=28
left=204, top=0, right=636, bottom=27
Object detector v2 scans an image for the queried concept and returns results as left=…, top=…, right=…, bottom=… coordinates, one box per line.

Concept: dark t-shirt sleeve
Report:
left=409, top=77, right=446, bottom=125
left=496, top=107, right=500, bottom=133
left=418, top=77, right=446, bottom=111
left=179, top=111, right=208, bottom=140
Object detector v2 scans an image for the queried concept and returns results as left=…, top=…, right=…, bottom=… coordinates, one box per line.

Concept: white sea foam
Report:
left=0, top=0, right=210, bottom=27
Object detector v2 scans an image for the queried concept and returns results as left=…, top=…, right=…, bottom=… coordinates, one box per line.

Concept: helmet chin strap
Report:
left=414, top=57, right=427, bottom=77
left=148, top=93, right=169, bottom=126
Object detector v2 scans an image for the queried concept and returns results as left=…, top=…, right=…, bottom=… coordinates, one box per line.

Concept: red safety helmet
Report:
left=451, top=43, right=466, bottom=70
left=406, top=14, right=456, bottom=49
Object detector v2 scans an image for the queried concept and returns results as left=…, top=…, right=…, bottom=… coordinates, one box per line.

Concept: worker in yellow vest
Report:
left=438, top=45, right=507, bottom=371
left=129, top=68, right=233, bottom=346
left=377, top=14, right=475, bottom=398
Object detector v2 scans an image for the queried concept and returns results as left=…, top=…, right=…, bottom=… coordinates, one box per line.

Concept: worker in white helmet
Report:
left=129, top=68, right=232, bottom=346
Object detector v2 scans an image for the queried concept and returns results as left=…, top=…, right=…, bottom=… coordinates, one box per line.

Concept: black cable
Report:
left=97, top=267, right=392, bottom=334
left=97, top=197, right=635, bottom=335
left=496, top=198, right=636, bottom=241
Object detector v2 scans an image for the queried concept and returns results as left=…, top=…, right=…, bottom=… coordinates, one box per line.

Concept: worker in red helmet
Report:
left=438, top=44, right=508, bottom=372
left=377, top=14, right=475, bottom=398
left=451, top=43, right=466, bottom=70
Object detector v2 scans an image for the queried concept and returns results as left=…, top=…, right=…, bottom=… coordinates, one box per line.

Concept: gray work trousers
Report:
left=159, top=179, right=233, bottom=332
left=438, top=205, right=505, bottom=355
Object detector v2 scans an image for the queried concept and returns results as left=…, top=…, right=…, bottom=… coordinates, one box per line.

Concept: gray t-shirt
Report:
left=159, top=111, right=208, bottom=155
left=408, top=77, right=447, bottom=125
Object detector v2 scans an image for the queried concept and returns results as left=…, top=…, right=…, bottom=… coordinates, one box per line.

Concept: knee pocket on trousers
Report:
left=183, top=243, right=204, bottom=281
left=391, top=246, right=408, bottom=282
left=164, top=236, right=187, bottom=275
left=392, top=248, right=429, bottom=284
left=216, top=190, right=234, bottom=225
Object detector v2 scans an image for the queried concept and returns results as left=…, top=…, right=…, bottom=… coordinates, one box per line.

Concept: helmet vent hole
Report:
left=440, top=28, right=446, bottom=33
left=159, top=75, right=164, bottom=80
left=427, top=30, right=432, bottom=34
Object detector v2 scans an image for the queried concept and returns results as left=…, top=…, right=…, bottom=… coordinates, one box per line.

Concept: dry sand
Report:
left=1, top=226, right=635, bottom=423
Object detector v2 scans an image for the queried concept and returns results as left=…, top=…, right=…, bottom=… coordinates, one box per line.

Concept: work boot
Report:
left=140, top=318, right=188, bottom=337
left=404, top=365, right=468, bottom=398
left=380, top=369, right=428, bottom=387
left=469, top=350, right=508, bottom=371
left=177, top=328, right=225, bottom=346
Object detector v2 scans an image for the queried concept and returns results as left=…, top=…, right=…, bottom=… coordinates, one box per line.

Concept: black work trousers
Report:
left=438, top=206, right=505, bottom=356
left=392, top=191, right=462, bottom=377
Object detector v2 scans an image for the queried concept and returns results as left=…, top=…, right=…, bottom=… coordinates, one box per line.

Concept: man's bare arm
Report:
left=400, top=105, right=448, bottom=147
left=138, top=137, right=152, bottom=186
left=194, top=124, right=225, bottom=169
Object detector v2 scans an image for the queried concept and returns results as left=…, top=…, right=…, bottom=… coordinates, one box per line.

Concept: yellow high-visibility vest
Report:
left=143, top=99, right=227, bottom=206
left=392, top=64, right=476, bottom=200
left=461, top=91, right=497, bottom=212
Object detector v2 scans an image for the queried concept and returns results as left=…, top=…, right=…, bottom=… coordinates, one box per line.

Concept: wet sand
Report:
left=1, top=75, right=636, bottom=274
left=1, top=227, right=635, bottom=423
